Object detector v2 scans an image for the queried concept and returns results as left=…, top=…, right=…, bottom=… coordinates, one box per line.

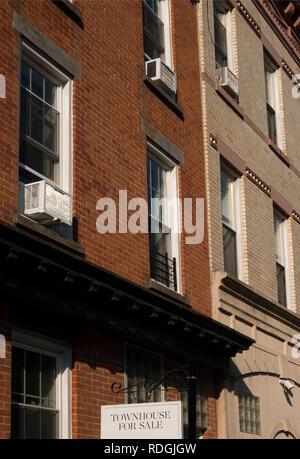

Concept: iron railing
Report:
left=150, top=249, right=177, bottom=291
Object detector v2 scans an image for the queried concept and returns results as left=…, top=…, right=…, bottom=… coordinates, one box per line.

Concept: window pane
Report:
left=12, top=348, right=25, bottom=398
left=127, top=345, right=162, bottom=404
left=31, top=95, right=44, bottom=145
left=267, top=103, right=277, bottom=144
left=214, top=15, right=228, bottom=68
left=221, top=170, right=233, bottom=227
left=41, top=355, right=56, bottom=409
left=145, top=0, right=158, bottom=13
left=223, top=224, right=237, bottom=278
left=21, top=60, right=30, bottom=89
left=25, top=351, right=40, bottom=398
left=274, top=213, right=284, bottom=265
left=31, top=68, right=44, bottom=99
left=20, top=138, right=56, bottom=181
left=276, top=262, right=287, bottom=307
left=45, top=79, right=57, bottom=107
left=20, top=88, right=30, bottom=136
left=143, top=0, right=164, bottom=60
left=25, top=406, right=41, bottom=439
left=11, top=405, right=25, bottom=439
left=239, top=394, right=261, bottom=435
left=44, top=105, right=58, bottom=152
left=41, top=409, right=58, bottom=439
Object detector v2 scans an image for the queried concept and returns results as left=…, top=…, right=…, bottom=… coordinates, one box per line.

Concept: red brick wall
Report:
left=0, top=0, right=215, bottom=439
left=0, top=0, right=211, bottom=316
left=0, top=305, right=11, bottom=439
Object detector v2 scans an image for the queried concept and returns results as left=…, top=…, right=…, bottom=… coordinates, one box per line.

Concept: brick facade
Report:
left=0, top=0, right=230, bottom=440
left=198, top=0, right=300, bottom=439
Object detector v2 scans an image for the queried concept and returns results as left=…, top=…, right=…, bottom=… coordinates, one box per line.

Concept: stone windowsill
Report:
left=13, top=213, right=84, bottom=256
left=146, top=278, right=191, bottom=308
left=143, top=75, right=184, bottom=118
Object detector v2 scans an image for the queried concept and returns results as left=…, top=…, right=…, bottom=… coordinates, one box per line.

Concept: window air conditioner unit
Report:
left=145, top=58, right=177, bottom=95
left=22, top=180, right=72, bottom=225
left=217, top=67, right=239, bottom=99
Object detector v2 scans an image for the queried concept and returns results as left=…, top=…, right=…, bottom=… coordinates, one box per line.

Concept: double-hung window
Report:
left=221, top=166, right=243, bottom=279
left=19, top=41, right=72, bottom=194
left=147, top=142, right=180, bottom=292
left=11, top=331, right=71, bottom=439
left=264, top=53, right=282, bottom=147
left=125, top=344, right=163, bottom=404
left=142, top=0, right=172, bottom=68
left=213, top=0, right=234, bottom=71
left=273, top=209, right=291, bottom=308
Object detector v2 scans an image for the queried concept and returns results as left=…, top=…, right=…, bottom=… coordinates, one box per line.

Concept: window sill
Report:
left=50, top=0, right=83, bottom=26
left=146, top=278, right=191, bottom=308
left=215, top=84, right=244, bottom=120
left=143, top=75, right=184, bottom=118
left=13, top=213, right=84, bottom=257
left=267, top=138, right=290, bottom=166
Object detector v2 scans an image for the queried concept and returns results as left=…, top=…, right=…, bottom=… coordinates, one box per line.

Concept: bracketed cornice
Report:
left=253, top=0, right=300, bottom=65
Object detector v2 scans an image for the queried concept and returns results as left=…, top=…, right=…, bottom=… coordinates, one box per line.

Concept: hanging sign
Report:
left=101, top=401, right=182, bottom=439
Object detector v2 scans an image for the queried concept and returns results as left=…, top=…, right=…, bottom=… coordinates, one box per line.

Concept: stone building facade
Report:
left=197, top=0, right=300, bottom=439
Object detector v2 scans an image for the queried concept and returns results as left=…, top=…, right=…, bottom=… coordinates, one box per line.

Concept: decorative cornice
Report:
left=203, top=71, right=300, bottom=177
left=245, top=167, right=272, bottom=197
left=236, top=0, right=261, bottom=37
left=292, top=209, right=300, bottom=224
left=0, top=219, right=254, bottom=362
left=210, top=134, right=218, bottom=150
left=210, top=135, right=300, bottom=224
left=281, top=59, right=295, bottom=80
left=253, top=0, right=300, bottom=66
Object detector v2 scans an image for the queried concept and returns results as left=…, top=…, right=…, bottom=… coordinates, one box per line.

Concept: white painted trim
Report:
left=281, top=219, right=292, bottom=310
left=158, top=0, right=173, bottom=69
left=12, top=329, right=72, bottom=439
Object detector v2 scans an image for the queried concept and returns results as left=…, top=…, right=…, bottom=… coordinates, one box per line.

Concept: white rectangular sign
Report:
left=101, top=401, right=182, bottom=439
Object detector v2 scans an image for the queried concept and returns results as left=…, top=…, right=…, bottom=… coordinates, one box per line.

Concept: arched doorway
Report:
left=274, top=430, right=296, bottom=439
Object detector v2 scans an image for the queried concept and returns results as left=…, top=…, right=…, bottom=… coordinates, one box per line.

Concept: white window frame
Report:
left=264, top=53, right=283, bottom=149
left=273, top=209, right=291, bottom=309
left=19, top=40, right=72, bottom=194
left=124, top=343, right=164, bottom=404
left=157, top=0, right=173, bottom=69
left=147, top=140, right=181, bottom=292
left=143, top=0, right=173, bottom=70
left=12, top=329, right=72, bottom=439
left=214, top=0, right=234, bottom=73
left=221, top=164, right=244, bottom=281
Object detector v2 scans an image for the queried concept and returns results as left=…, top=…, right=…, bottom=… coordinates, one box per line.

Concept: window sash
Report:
left=221, top=169, right=235, bottom=230
left=125, top=345, right=163, bottom=404
left=11, top=346, right=59, bottom=439
left=11, top=403, right=59, bottom=439
left=223, top=223, right=237, bottom=278
left=143, top=0, right=165, bottom=61
left=276, top=262, right=287, bottom=307
left=214, top=15, right=228, bottom=69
